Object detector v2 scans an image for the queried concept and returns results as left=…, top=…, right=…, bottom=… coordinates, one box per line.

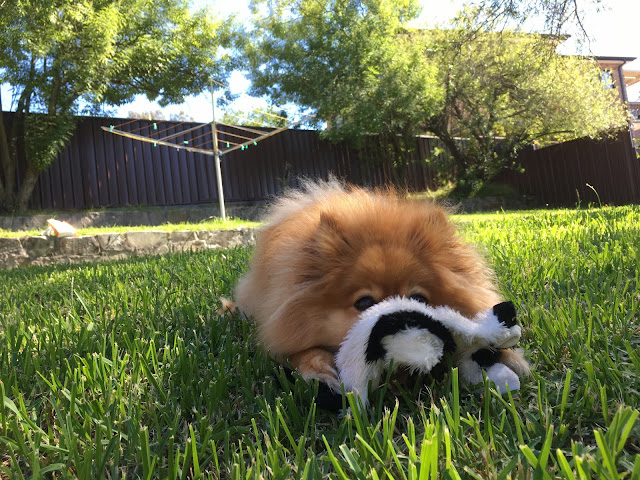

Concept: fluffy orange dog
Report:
left=234, top=179, right=527, bottom=389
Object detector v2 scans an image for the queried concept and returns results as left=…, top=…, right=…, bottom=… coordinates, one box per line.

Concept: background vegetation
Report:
left=246, top=0, right=627, bottom=194
left=1, top=205, right=638, bottom=478
left=0, top=0, right=238, bottom=212
left=1, top=0, right=628, bottom=211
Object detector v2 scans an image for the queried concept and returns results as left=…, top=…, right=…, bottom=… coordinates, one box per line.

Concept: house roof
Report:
left=595, top=56, right=637, bottom=65
left=623, top=70, right=640, bottom=87
left=594, top=56, right=640, bottom=87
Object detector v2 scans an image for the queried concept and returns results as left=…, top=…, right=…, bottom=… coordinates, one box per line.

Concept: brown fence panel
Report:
left=499, top=130, right=640, bottom=206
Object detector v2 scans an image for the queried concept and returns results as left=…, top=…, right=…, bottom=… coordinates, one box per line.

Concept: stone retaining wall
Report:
left=0, top=228, right=256, bottom=270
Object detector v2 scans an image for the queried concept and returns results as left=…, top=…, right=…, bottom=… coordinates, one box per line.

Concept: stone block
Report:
left=0, top=237, right=24, bottom=254
left=169, top=231, right=197, bottom=243
left=121, top=212, right=151, bottom=227
left=172, top=239, right=207, bottom=252
left=95, top=233, right=129, bottom=252
left=59, top=236, right=100, bottom=256
left=22, top=236, right=56, bottom=258
left=0, top=252, right=29, bottom=269
left=197, top=228, right=256, bottom=249
left=125, top=231, right=168, bottom=251
left=165, top=209, right=188, bottom=224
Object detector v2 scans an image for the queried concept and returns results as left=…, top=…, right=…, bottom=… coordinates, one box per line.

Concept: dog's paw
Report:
left=300, top=369, right=341, bottom=392
left=290, top=348, right=341, bottom=392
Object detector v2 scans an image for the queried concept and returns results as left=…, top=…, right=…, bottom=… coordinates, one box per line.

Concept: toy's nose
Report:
left=366, top=310, right=457, bottom=363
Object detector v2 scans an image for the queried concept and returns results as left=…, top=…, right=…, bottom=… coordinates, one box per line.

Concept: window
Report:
left=600, top=70, right=615, bottom=89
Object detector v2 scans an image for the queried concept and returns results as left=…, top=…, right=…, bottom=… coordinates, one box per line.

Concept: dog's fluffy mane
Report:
left=261, top=177, right=351, bottom=227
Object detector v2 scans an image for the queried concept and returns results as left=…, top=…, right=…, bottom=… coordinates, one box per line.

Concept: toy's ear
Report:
left=493, top=301, right=517, bottom=327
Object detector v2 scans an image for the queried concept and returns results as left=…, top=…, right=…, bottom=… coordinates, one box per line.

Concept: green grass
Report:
left=0, top=218, right=261, bottom=238
left=1, top=205, right=639, bottom=478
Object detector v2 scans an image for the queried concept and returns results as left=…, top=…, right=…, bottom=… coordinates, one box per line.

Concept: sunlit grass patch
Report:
left=0, top=217, right=261, bottom=238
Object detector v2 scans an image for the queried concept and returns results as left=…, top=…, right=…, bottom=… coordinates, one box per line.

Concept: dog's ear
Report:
left=319, top=211, right=340, bottom=232
left=312, top=211, right=351, bottom=257
left=298, top=212, right=350, bottom=281
left=406, top=206, right=454, bottom=251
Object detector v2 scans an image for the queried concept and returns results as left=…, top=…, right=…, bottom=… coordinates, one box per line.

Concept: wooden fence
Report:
left=497, top=130, right=640, bottom=206
left=6, top=114, right=640, bottom=209
left=12, top=115, right=448, bottom=209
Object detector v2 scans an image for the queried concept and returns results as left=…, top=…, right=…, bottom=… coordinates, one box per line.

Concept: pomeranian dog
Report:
left=233, top=179, right=528, bottom=390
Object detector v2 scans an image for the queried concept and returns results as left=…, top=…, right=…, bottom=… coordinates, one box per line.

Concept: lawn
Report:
left=0, top=205, right=638, bottom=479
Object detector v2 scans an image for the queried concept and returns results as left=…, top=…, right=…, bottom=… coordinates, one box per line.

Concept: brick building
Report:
left=595, top=56, right=640, bottom=146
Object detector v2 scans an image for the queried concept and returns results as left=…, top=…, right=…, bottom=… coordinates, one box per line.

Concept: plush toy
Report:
left=323, top=297, right=525, bottom=410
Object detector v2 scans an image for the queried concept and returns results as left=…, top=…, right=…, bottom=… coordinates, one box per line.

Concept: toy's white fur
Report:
left=335, top=296, right=523, bottom=408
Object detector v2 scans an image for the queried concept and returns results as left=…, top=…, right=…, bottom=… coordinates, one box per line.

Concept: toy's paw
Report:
left=459, top=348, right=522, bottom=394
left=485, top=362, right=520, bottom=394
left=491, top=302, right=521, bottom=348
left=493, top=325, right=521, bottom=349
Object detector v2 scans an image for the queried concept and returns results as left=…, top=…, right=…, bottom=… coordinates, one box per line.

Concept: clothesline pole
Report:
left=210, top=80, right=226, bottom=222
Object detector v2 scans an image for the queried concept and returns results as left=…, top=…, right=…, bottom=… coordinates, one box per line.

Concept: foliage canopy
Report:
left=246, top=0, right=628, bottom=193
left=0, top=0, right=236, bottom=211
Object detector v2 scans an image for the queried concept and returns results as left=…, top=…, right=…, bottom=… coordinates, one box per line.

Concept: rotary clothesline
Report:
left=102, top=79, right=314, bottom=221
left=101, top=117, right=313, bottom=156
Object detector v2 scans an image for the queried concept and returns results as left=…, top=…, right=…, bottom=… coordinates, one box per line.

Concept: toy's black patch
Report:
left=315, top=382, right=343, bottom=411
left=471, top=348, right=505, bottom=368
left=365, top=311, right=456, bottom=363
left=493, top=301, right=517, bottom=327
left=278, top=367, right=343, bottom=412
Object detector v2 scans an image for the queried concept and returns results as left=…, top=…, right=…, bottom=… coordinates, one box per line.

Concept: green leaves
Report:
left=246, top=2, right=627, bottom=194
left=247, top=0, right=437, bottom=145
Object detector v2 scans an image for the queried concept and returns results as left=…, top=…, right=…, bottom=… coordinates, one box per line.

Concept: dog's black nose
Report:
left=493, top=301, right=517, bottom=327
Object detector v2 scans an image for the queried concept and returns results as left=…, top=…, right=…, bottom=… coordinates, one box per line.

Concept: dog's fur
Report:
left=234, top=179, right=528, bottom=389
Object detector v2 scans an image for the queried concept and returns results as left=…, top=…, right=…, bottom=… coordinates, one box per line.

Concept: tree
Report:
left=127, top=110, right=196, bottom=122
left=480, top=0, right=603, bottom=38
left=247, top=0, right=443, bottom=186
left=246, top=0, right=627, bottom=193
left=421, top=12, right=627, bottom=193
left=0, top=0, right=237, bottom=212
left=221, top=106, right=290, bottom=128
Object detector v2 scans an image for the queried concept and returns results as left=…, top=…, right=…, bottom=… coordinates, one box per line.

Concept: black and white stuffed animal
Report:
left=326, top=297, right=525, bottom=409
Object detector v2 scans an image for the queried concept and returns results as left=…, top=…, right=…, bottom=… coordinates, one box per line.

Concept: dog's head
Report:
left=293, top=189, right=500, bottom=352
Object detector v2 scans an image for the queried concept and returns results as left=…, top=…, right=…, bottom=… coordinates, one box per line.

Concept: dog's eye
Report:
left=410, top=294, right=429, bottom=305
left=354, top=296, right=376, bottom=311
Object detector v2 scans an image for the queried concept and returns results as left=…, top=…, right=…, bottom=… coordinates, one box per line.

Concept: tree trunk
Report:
left=0, top=96, right=15, bottom=210
left=14, top=166, right=40, bottom=212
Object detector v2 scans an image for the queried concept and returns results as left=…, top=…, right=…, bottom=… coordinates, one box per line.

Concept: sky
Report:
left=2, top=0, right=639, bottom=122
